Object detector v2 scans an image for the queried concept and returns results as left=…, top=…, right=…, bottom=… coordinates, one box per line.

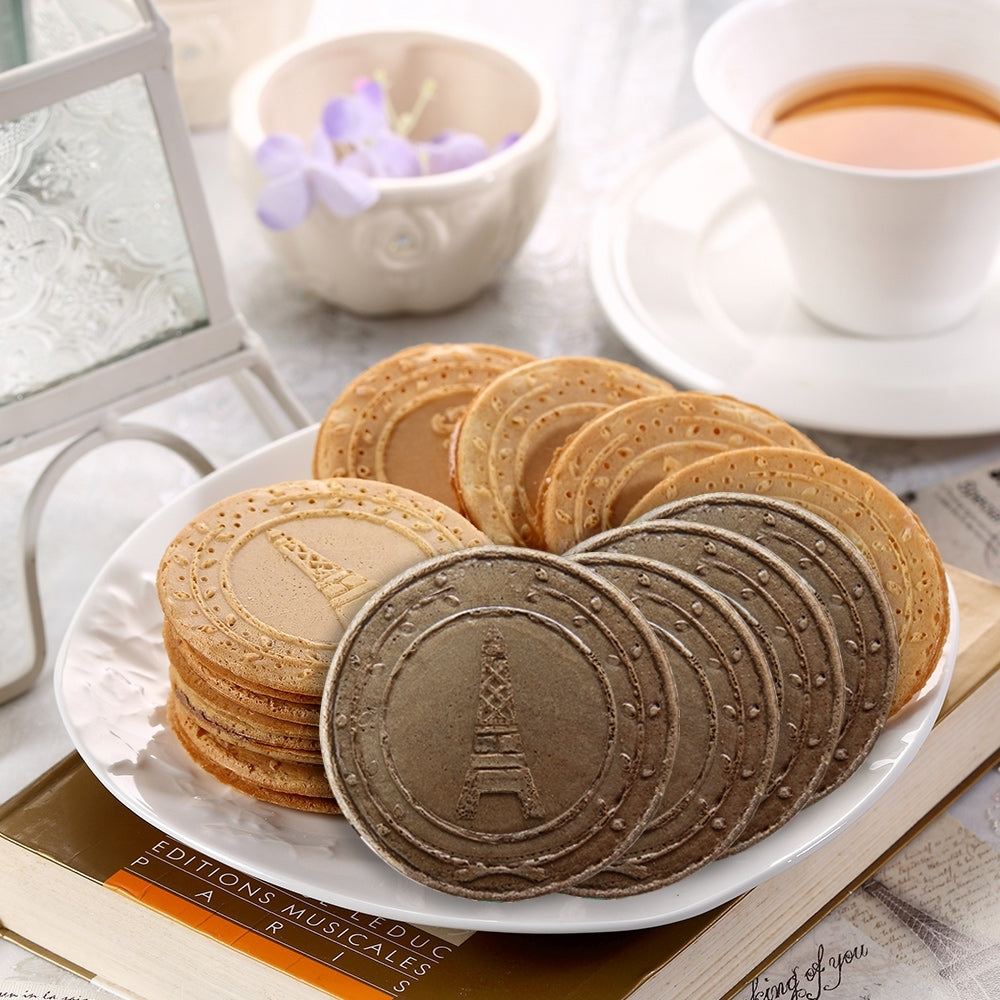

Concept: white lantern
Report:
left=0, top=0, right=309, bottom=702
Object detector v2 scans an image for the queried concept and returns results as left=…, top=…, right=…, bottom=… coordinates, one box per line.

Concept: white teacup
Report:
left=693, top=0, right=1000, bottom=338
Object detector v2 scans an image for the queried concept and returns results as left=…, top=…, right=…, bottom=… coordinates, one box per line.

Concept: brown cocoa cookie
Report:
left=450, top=356, right=673, bottom=547
left=641, top=492, right=900, bottom=799
left=320, top=545, right=679, bottom=900
left=538, top=392, right=821, bottom=554
left=628, top=447, right=949, bottom=713
left=570, top=519, right=846, bottom=851
left=566, top=552, right=779, bottom=894
left=313, top=343, right=535, bottom=509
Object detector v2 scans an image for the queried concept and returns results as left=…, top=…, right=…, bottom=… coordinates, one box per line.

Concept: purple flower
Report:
left=253, top=128, right=378, bottom=230
left=420, top=130, right=521, bottom=173
left=252, top=73, right=521, bottom=231
left=323, top=77, right=421, bottom=179
left=419, top=130, right=490, bottom=173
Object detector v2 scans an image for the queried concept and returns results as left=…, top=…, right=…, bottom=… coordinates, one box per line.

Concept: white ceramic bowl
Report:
left=229, top=28, right=558, bottom=315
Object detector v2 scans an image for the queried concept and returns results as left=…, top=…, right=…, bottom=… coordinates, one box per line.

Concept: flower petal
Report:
left=322, top=95, right=363, bottom=143
left=256, top=173, right=313, bottom=230
left=322, top=82, right=388, bottom=145
left=309, top=127, right=337, bottom=167
left=354, top=76, right=386, bottom=119
left=368, top=132, right=422, bottom=178
left=340, top=147, right=378, bottom=177
left=310, top=163, right=380, bottom=217
left=421, top=130, right=490, bottom=173
left=254, top=133, right=306, bottom=178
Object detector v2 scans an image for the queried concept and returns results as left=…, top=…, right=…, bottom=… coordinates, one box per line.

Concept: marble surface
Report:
left=4, top=0, right=1000, bottom=991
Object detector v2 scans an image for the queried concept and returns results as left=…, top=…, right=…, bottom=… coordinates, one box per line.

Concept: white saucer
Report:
left=589, top=117, right=1000, bottom=438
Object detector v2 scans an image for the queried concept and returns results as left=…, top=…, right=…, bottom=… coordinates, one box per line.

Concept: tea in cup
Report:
left=693, top=0, right=1000, bottom=337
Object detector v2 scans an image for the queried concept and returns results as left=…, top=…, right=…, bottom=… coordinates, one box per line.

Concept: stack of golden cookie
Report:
left=157, top=343, right=950, bottom=900
left=157, top=475, right=489, bottom=813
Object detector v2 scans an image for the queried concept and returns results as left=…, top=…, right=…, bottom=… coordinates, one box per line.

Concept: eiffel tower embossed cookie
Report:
left=627, top=447, right=950, bottom=714
left=569, top=518, right=847, bottom=851
left=639, top=492, right=900, bottom=800
left=312, top=342, right=535, bottom=509
left=566, top=552, right=780, bottom=894
left=449, top=356, right=674, bottom=547
left=157, top=478, right=489, bottom=810
left=537, top=391, right=821, bottom=554
left=320, top=546, right=679, bottom=900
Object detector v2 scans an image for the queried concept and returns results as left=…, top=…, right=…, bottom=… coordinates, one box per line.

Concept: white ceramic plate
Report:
left=589, top=117, right=1000, bottom=438
left=54, top=427, right=958, bottom=934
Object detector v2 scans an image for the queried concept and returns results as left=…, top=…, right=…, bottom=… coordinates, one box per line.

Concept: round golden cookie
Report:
left=628, top=447, right=949, bottom=713
left=163, top=619, right=321, bottom=727
left=167, top=652, right=322, bottom=760
left=169, top=671, right=323, bottom=767
left=312, top=343, right=535, bottom=509
left=157, top=478, right=489, bottom=701
left=537, top=392, right=821, bottom=553
left=168, top=692, right=338, bottom=814
left=450, top=356, right=673, bottom=546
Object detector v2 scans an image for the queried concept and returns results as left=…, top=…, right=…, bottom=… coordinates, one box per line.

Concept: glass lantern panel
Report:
left=0, top=70, right=208, bottom=407
left=2, top=0, right=147, bottom=71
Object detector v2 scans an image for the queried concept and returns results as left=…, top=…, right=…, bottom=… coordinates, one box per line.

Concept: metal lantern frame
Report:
left=0, top=0, right=311, bottom=703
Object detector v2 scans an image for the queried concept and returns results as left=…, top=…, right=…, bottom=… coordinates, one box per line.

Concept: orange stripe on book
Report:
left=105, top=871, right=392, bottom=1000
